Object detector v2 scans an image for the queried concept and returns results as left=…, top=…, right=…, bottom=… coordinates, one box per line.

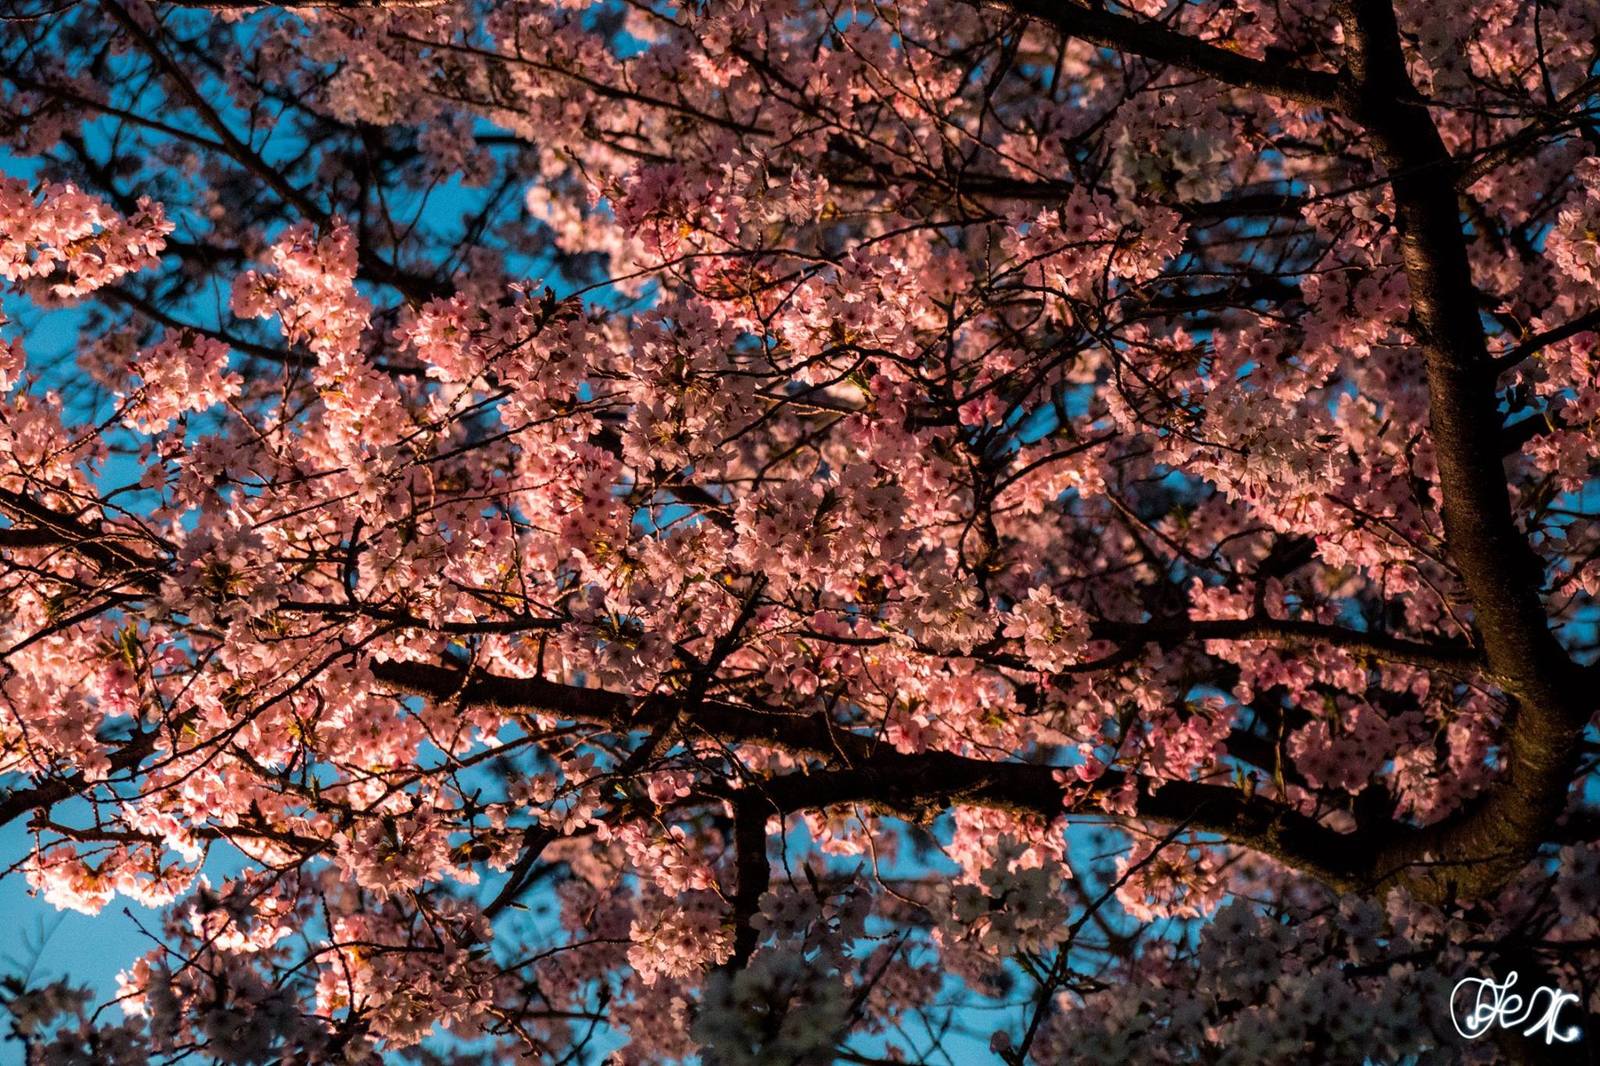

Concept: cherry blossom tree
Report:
left=2, top=0, right=1599, bottom=1061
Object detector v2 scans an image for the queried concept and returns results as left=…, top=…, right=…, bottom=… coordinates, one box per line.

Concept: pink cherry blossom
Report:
left=2, top=0, right=1598, bottom=1061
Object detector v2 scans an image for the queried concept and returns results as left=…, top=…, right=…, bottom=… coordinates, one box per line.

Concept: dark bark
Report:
left=371, top=659, right=1367, bottom=890
left=985, top=0, right=1340, bottom=107
left=1330, top=0, right=1587, bottom=904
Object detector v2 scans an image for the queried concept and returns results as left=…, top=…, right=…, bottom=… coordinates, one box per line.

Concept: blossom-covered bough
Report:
left=1, top=0, right=1598, bottom=1060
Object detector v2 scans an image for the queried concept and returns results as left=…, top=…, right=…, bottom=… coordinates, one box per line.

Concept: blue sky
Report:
left=0, top=128, right=1014, bottom=1062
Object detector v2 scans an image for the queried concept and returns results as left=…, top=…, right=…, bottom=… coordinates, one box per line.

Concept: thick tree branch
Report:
left=1494, top=306, right=1600, bottom=375
left=1093, top=617, right=1480, bottom=677
left=0, top=496, right=1472, bottom=893
left=370, top=659, right=1368, bottom=890
left=1334, top=0, right=1588, bottom=904
left=0, top=489, right=169, bottom=583
left=0, top=729, right=160, bottom=830
left=726, top=796, right=772, bottom=970
left=0, top=527, right=62, bottom=550
left=982, top=0, right=1341, bottom=107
